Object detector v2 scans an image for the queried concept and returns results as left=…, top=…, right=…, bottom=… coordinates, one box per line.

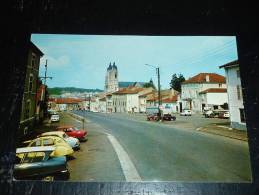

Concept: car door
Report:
left=15, top=151, right=45, bottom=179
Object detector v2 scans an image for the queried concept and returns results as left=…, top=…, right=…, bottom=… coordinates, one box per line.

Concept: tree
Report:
left=169, top=73, right=185, bottom=92
left=143, top=79, right=156, bottom=89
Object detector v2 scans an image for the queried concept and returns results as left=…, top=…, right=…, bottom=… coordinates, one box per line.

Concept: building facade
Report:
left=19, top=42, right=44, bottom=137
left=181, top=73, right=227, bottom=113
left=220, top=60, right=246, bottom=130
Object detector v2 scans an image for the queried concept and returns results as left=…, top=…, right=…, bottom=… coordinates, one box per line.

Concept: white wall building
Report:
left=220, top=60, right=246, bottom=130
left=199, top=88, right=228, bottom=110
left=181, top=73, right=227, bottom=113
left=98, top=97, right=107, bottom=113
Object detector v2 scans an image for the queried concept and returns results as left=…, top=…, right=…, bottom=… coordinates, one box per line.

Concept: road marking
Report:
left=105, top=133, right=142, bottom=181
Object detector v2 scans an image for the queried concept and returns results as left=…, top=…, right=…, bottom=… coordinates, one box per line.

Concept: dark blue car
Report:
left=14, top=146, right=70, bottom=181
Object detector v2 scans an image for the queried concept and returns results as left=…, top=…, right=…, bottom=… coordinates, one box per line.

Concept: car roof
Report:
left=56, top=125, right=74, bottom=128
left=35, top=135, right=63, bottom=140
left=16, top=146, right=55, bottom=153
left=41, top=131, right=65, bottom=136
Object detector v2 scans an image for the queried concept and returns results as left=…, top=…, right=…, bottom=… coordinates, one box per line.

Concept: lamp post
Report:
left=145, top=64, right=161, bottom=120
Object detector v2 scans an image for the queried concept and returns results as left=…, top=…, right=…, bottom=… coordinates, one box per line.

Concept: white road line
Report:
left=106, top=133, right=142, bottom=181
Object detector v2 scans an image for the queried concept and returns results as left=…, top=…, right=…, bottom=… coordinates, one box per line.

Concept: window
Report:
left=28, top=74, right=33, bottom=92
left=43, top=138, right=54, bottom=146
left=31, top=53, right=36, bottom=68
left=20, top=152, right=45, bottom=163
left=237, top=70, right=240, bottom=78
left=240, top=108, right=246, bottom=123
left=30, top=139, right=41, bottom=147
left=24, top=100, right=30, bottom=119
left=237, top=85, right=242, bottom=100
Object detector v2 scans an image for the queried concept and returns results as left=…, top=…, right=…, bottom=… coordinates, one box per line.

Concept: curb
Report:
left=67, top=112, right=86, bottom=122
left=197, top=127, right=247, bottom=141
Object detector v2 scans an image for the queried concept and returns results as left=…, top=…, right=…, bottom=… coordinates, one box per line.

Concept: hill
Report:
left=48, top=87, right=103, bottom=95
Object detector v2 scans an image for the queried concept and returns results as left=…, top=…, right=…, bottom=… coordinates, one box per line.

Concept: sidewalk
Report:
left=196, top=124, right=248, bottom=141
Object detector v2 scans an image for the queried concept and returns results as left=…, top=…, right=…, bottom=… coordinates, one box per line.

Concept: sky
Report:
left=31, top=34, right=238, bottom=90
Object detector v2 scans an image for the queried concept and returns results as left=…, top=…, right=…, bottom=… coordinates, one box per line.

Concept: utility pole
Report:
left=88, top=94, right=91, bottom=111
left=157, top=67, right=161, bottom=119
left=145, top=64, right=162, bottom=120
left=39, top=59, right=53, bottom=85
left=83, top=94, right=86, bottom=130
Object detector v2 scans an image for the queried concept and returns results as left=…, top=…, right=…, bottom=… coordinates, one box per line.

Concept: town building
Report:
left=199, top=88, right=228, bottom=110
left=98, top=97, right=107, bottom=113
left=19, top=42, right=44, bottom=137
left=180, top=73, right=227, bottom=113
left=146, top=89, right=179, bottom=113
left=35, top=84, right=48, bottom=123
left=220, top=60, right=246, bottom=130
left=50, top=98, right=82, bottom=111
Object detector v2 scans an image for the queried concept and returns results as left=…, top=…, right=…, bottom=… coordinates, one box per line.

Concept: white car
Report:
left=40, top=131, right=80, bottom=150
left=180, top=110, right=192, bottom=116
left=50, top=114, right=60, bottom=122
left=223, top=111, right=230, bottom=118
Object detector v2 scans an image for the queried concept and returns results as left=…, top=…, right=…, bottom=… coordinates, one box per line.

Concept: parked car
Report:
left=146, top=106, right=176, bottom=121
left=180, top=109, right=192, bottom=116
left=40, top=131, right=80, bottom=150
left=147, top=113, right=160, bottom=121
left=204, top=110, right=215, bottom=118
left=56, top=125, right=87, bottom=141
left=50, top=114, right=60, bottom=122
left=223, top=111, right=230, bottom=118
left=219, top=111, right=230, bottom=119
left=24, top=136, right=74, bottom=157
left=14, top=146, right=70, bottom=181
left=163, top=114, right=176, bottom=121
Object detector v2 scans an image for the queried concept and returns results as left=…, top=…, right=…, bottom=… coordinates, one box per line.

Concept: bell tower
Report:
left=105, top=62, right=119, bottom=92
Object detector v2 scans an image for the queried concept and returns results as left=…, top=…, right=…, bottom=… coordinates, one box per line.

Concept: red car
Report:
left=56, top=125, right=87, bottom=141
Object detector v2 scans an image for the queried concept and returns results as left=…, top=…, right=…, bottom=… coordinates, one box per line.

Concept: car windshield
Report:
left=63, top=133, right=69, bottom=138
left=68, top=127, right=79, bottom=131
left=16, top=151, right=46, bottom=164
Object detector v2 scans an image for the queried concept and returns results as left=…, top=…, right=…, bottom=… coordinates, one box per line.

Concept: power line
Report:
left=173, top=40, right=236, bottom=66
left=174, top=44, right=237, bottom=68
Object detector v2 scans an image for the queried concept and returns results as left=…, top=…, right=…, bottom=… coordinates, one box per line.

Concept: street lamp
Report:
left=145, top=64, right=161, bottom=120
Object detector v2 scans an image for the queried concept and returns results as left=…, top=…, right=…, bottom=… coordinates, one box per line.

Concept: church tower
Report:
left=105, top=62, right=119, bottom=92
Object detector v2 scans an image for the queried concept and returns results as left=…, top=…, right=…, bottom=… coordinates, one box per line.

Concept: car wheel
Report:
left=42, top=176, right=54, bottom=181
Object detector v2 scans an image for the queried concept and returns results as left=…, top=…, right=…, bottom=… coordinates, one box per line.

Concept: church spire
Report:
left=107, top=62, right=112, bottom=70
left=112, top=62, right=117, bottom=69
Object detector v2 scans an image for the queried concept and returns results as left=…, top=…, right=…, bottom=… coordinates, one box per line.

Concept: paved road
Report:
left=73, top=111, right=252, bottom=182
left=52, top=113, right=125, bottom=181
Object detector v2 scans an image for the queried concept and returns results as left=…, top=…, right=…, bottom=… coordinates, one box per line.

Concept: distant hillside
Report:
left=48, top=87, right=103, bottom=95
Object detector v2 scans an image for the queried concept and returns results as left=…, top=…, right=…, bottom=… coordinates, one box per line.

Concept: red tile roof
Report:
left=112, top=87, right=144, bottom=95
left=54, top=98, right=83, bottom=104
left=199, top=88, right=227, bottom=94
left=139, top=91, right=155, bottom=97
left=147, top=95, right=178, bottom=103
left=99, top=97, right=106, bottom=101
left=183, top=73, right=226, bottom=84
left=162, top=95, right=178, bottom=103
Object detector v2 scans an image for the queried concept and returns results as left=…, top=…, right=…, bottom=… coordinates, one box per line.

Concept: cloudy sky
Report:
left=31, top=34, right=238, bottom=90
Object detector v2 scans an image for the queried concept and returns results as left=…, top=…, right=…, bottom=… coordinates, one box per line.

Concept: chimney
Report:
left=205, top=75, right=210, bottom=82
